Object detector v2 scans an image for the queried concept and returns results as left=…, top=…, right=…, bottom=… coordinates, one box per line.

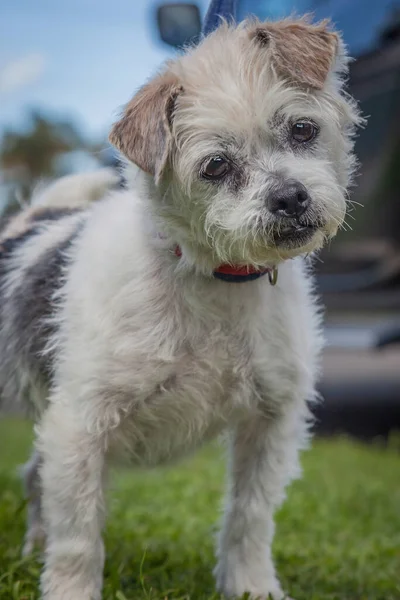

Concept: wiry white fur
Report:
left=35, top=189, right=322, bottom=600
left=0, top=18, right=361, bottom=600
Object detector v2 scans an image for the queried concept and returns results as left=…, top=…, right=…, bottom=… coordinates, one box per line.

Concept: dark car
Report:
left=155, top=0, right=400, bottom=439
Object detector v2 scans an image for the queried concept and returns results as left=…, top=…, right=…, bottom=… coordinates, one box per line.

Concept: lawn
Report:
left=0, top=419, right=399, bottom=600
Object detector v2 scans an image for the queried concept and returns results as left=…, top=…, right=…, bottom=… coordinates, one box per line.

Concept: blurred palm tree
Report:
left=0, top=110, right=102, bottom=216
left=1, top=109, right=84, bottom=178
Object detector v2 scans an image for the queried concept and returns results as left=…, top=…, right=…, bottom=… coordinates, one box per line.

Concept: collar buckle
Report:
left=268, top=266, right=278, bottom=286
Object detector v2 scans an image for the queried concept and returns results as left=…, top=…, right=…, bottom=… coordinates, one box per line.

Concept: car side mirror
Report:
left=156, top=3, right=202, bottom=48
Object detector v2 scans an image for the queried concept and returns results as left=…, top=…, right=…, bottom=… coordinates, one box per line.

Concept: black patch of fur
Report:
left=0, top=208, right=82, bottom=248
left=30, top=207, right=82, bottom=223
left=0, top=226, right=82, bottom=383
left=254, top=28, right=271, bottom=46
left=18, top=230, right=80, bottom=377
left=0, top=227, right=41, bottom=259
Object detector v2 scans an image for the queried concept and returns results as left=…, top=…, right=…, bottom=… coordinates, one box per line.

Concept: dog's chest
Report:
left=108, top=274, right=310, bottom=467
left=113, top=324, right=259, bottom=466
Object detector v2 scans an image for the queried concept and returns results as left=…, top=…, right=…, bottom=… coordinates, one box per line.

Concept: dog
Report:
left=0, top=17, right=361, bottom=600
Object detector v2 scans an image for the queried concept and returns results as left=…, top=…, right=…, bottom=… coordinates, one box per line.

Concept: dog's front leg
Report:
left=215, top=408, right=306, bottom=600
left=37, top=402, right=107, bottom=600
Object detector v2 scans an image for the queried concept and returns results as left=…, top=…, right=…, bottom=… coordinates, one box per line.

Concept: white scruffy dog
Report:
left=0, top=17, right=360, bottom=600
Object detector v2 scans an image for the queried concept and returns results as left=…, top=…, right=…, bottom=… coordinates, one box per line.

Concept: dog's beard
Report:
left=158, top=203, right=342, bottom=269
left=201, top=204, right=339, bottom=267
left=217, top=227, right=325, bottom=266
left=194, top=215, right=325, bottom=267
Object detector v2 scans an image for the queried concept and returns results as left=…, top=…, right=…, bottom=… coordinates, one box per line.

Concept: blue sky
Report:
left=1, top=0, right=397, bottom=142
left=0, top=0, right=208, bottom=140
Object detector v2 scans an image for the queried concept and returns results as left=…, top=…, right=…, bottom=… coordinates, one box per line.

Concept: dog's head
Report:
left=110, top=17, right=362, bottom=269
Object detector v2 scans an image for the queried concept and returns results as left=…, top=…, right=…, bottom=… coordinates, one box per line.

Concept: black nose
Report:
left=268, top=181, right=310, bottom=219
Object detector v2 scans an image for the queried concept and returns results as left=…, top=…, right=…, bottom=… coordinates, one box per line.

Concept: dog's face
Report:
left=110, top=18, right=361, bottom=268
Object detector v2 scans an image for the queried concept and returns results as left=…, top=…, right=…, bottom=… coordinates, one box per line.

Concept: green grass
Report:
left=0, top=419, right=399, bottom=600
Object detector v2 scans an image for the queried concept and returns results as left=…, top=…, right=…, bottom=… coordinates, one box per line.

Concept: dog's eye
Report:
left=291, top=121, right=318, bottom=144
left=201, top=156, right=230, bottom=180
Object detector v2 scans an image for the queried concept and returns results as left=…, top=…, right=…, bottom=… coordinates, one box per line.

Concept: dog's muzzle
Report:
left=264, top=180, right=322, bottom=248
left=267, top=180, right=310, bottom=220
left=272, top=222, right=318, bottom=248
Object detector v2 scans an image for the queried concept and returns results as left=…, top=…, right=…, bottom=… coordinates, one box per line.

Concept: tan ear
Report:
left=109, top=72, right=182, bottom=180
left=251, top=19, right=339, bottom=90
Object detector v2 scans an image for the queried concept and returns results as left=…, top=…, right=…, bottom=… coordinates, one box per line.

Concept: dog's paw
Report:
left=217, top=585, right=291, bottom=600
left=215, top=559, right=292, bottom=600
left=40, top=571, right=102, bottom=600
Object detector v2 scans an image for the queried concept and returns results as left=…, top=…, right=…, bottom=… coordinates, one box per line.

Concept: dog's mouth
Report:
left=273, top=222, right=320, bottom=248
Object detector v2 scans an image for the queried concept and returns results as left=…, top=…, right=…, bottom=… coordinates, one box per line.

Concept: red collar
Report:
left=174, top=246, right=278, bottom=284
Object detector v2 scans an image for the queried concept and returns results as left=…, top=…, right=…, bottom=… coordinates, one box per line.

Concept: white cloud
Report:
left=0, top=53, right=47, bottom=95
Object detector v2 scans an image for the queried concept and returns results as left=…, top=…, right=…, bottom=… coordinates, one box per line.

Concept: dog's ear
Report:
left=109, top=72, right=182, bottom=180
left=251, top=19, right=339, bottom=90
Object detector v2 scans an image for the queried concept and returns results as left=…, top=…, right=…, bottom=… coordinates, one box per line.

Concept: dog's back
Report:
left=0, top=169, right=117, bottom=415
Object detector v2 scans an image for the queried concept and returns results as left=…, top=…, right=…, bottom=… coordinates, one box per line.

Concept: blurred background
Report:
left=1, top=0, right=400, bottom=440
